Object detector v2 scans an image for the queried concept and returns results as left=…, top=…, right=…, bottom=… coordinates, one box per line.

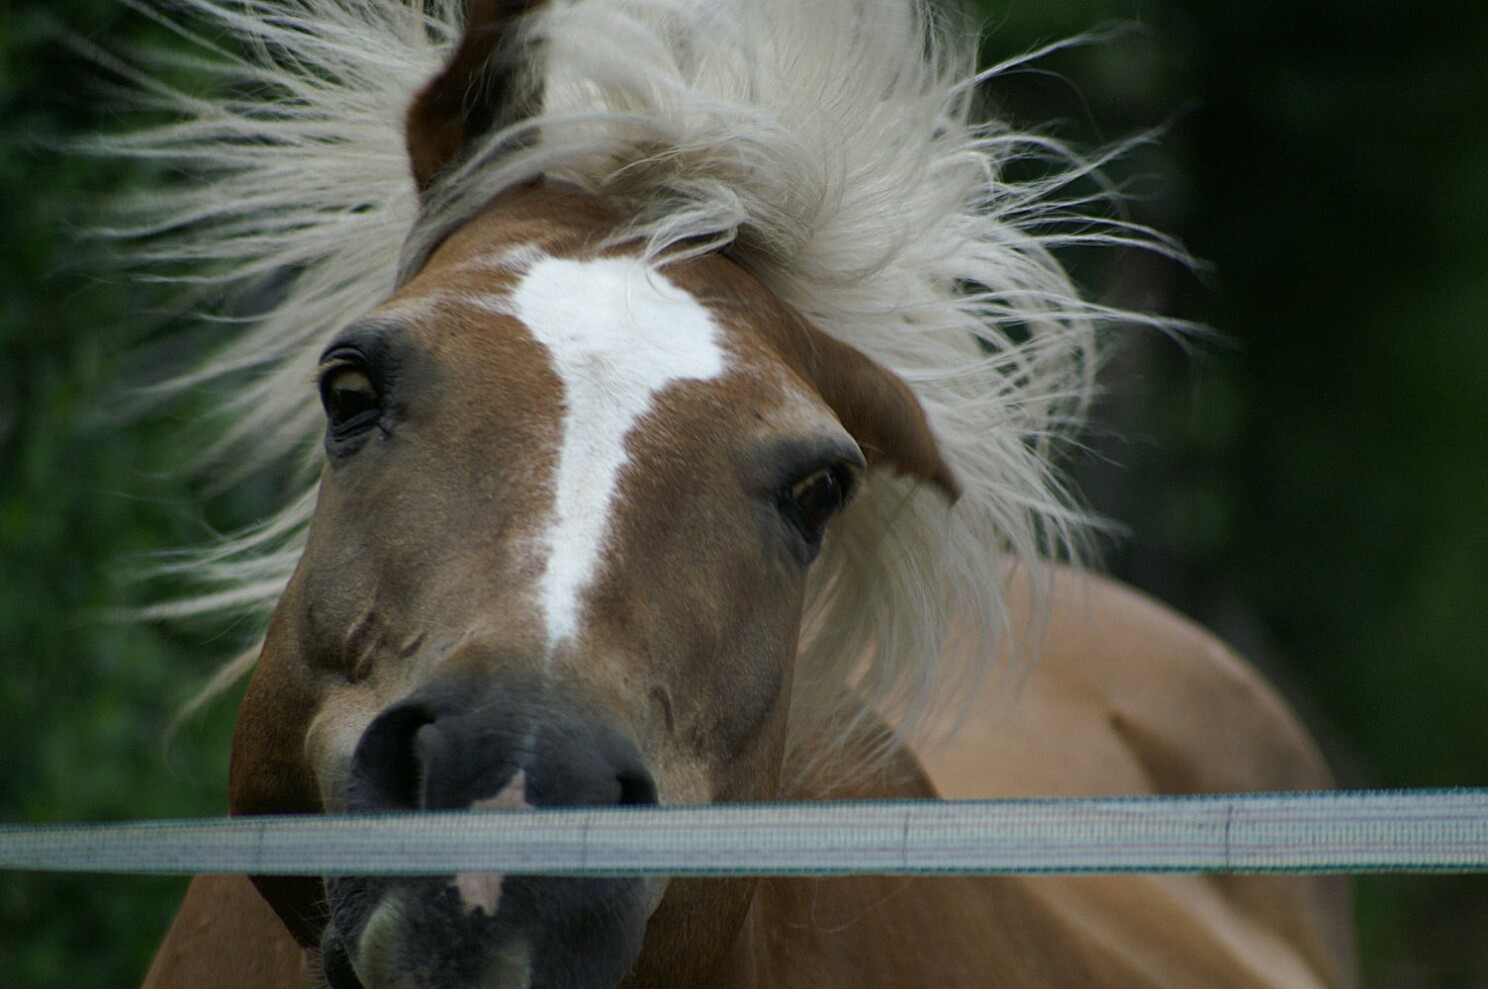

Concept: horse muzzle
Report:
left=320, top=677, right=660, bottom=989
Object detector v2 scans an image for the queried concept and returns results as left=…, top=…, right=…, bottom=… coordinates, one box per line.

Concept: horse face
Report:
left=227, top=182, right=953, bottom=989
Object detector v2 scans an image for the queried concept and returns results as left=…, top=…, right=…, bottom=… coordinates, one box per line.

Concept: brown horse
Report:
left=130, top=1, right=1356, bottom=986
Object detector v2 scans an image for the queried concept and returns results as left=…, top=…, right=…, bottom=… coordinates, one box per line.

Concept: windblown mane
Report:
left=104, top=0, right=1180, bottom=772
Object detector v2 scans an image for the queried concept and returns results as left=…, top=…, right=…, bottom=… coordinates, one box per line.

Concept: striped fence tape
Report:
left=3, top=790, right=1485, bottom=877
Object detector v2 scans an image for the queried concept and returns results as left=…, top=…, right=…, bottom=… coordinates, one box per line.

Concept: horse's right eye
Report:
left=320, top=363, right=382, bottom=435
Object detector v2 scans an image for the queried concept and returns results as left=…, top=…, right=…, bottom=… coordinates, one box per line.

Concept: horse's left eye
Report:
left=782, top=466, right=855, bottom=546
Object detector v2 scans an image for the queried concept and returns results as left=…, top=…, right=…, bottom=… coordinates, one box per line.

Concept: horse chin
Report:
left=323, top=874, right=654, bottom=989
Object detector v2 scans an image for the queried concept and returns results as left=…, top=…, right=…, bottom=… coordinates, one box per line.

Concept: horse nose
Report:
left=345, top=682, right=659, bottom=813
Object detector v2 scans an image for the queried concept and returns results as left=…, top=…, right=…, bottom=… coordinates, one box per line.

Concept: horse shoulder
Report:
left=910, top=565, right=1358, bottom=989
left=748, top=733, right=1229, bottom=989
left=923, top=564, right=1334, bottom=798
left=142, top=874, right=306, bottom=989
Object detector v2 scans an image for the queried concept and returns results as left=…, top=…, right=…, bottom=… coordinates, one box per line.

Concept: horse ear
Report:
left=783, top=312, right=962, bottom=501
left=405, top=0, right=547, bottom=191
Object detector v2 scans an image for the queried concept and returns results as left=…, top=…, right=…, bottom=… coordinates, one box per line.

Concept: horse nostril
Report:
left=348, top=703, right=438, bottom=812
left=617, top=767, right=659, bottom=807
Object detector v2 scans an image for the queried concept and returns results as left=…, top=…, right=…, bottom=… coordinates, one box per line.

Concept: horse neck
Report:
left=620, top=714, right=936, bottom=989
left=780, top=715, right=937, bottom=803
left=730, top=722, right=944, bottom=989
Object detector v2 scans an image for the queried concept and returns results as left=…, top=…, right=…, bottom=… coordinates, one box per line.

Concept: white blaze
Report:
left=510, top=255, right=727, bottom=648
left=453, top=771, right=531, bottom=916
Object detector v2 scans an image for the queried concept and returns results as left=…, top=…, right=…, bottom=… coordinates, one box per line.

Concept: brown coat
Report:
left=143, top=567, right=1356, bottom=989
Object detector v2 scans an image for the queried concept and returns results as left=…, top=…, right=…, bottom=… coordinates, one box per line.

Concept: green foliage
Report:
left=2, top=3, right=252, bottom=986
left=3, top=0, right=1484, bottom=986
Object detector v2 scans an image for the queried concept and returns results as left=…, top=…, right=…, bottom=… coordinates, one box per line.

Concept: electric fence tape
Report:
left=3, top=790, right=1486, bottom=877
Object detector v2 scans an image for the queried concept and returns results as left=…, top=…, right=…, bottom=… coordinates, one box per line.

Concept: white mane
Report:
left=105, top=0, right=1181, bottom=771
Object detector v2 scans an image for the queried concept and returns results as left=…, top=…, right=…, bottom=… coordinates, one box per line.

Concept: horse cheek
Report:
left=227, top=583, right=334, bottom=949
left=698, top=589, right=799, bottom=801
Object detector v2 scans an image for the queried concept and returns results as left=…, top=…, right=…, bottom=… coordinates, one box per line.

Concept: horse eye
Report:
left=783, top=466, right=854, bottom=544
left=320, top=364, right=381, bottom=433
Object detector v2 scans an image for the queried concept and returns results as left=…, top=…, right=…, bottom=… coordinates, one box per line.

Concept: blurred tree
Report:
left=2, top=3, right=256, bottom=986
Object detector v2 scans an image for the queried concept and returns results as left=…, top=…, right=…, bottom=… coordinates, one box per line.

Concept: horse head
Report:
left=226, top=5, right=956, bottom=986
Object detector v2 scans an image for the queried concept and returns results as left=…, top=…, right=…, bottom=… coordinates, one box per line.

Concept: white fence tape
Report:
left=2, top=791, right=1485, bottom=877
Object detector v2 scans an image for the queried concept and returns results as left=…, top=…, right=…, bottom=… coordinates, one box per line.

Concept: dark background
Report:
left=3, top=0, right=1485, bottom=985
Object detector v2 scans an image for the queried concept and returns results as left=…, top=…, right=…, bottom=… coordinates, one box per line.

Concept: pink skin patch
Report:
left=452, top=772, right=530, bottom=915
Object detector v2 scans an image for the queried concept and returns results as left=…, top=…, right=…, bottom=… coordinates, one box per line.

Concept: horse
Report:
left=123, top=1, right=1358, bottom=986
